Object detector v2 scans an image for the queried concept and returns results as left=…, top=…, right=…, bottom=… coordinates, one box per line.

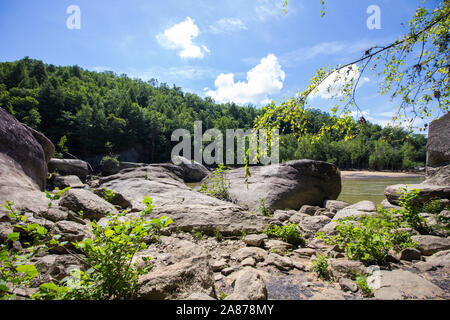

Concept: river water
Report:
left=338, top=176, right=425, bottom=204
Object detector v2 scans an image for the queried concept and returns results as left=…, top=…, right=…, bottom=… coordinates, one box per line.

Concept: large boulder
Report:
left=424, top=164, right=450, bottom=186
left=99, top=165, right=269, bottom=236
left=173, top=156, right=210, bottom=182
left=202, top=160, right=341, bottom=212
left=411, top=235, right=450, bottom=256
left=99, top=159, right=146, bottom=176
left=427, top=112, right=450, bottom=168
left=368, top=269, right=445, bottom=300
left=384, top=184, right=450, bottom=205
left=332, top=200, right=378, bottom=221
left=0, top=108, right=54, bottom=212
left=48, top=158, right=90, bottom=180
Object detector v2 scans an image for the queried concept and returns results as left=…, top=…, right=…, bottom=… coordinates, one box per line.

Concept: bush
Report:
left=264, top=223, right=305, bottom=246
left=312, top=254, right=329, bottom=280
left=318, top=210, right=416, bottom=264
left=199, top=164, right=230, bottom=200
left=398, top=188, right=429, bottom=233
left=258, top=198, right=272, bottom=217
left=355, top=273, right=372, bottom=295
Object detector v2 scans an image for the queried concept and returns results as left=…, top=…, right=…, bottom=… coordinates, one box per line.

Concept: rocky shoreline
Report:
left=1, top=107, right=449, bottom=300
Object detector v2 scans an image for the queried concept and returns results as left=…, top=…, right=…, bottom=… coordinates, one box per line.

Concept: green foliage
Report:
left=258, top=198, right=272, bottom=217
left=312, top=254, right=329, bottom=280
left=101, top=188, right=116, bottom=203
left=264, top=223, right=305, bottom=246
left=37, top=196, right=172, bottom=300
left=45, top=187, right=71, bottom=207
left=54, top=135, right=68, bottom=159
left=200, top=164, right=231, bottom=200
left=398, top=188, right=429, bottom=233
left=355, top=273, right=372, bottom=296
left=191, top=228, right=207, bottom=241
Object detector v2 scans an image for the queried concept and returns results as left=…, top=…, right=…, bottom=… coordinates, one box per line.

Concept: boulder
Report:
left=384, top=184, right=450, bottom=206
left=201, top=160, right=341, bottom=212
left=172, top=156, right=210, bottom=182
left=324, top=200, right=349, bottom=211
left=368, top=269, right=445, bottom=299
left=299, top=215, right=331, bottom=237
left=231, top=247, right=268, bottom=262
left=99, top=165, right=269, bottom=236
left=243, top=234, right=268, bottom=247
left=411, top=235, right=450, bottom=256
left=299, top=205, right=321, bottom=216
left=328, top=259, right=367, bottom=281
left=99, top=159, right=146, bottom=176
left=59, top=188, right=118, bottom=220
left=426, top=112, right=450, bottom=167
left=0, top=107, right=55, bottom=205
left=399, top=248, right=422, bottom=261
left=333, top=200, right=378, bottom=221
left=48, top=158, right=90, bottom=179
left=415, top=249, right=450, bottom=272
left=225, top=267, right=267, bottom=300
left=424, top=164, right=450, bottom=186
left=53, top=175, right=85, bottom=189
left=266, top=253, right=293, bottom=271
left=137, top=254, right=216, bottom=300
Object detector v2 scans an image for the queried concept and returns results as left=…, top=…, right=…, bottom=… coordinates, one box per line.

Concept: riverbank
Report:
left=340, top=170, right=425, bottom=180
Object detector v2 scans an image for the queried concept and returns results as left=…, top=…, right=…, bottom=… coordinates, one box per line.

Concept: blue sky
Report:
left=0, top=0, right=432, bottom=128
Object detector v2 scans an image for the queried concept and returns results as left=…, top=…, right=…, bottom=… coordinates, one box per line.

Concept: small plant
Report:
left=45, top=187, right=71, bottom=207
left=312, top=254, right=329, bottom=280
left=398, top=187, right=429, bottom=233
left=199, top=164, right=230, bottom=200
left=264, top=223, right=305, bottom=246
left=101, top=188, right=116, bottom=203
left=191, top=228, right=207, bottom=241
left=218, top=291, right=228, bottom=300
left=54, top=135, right=69, bottom=159
left=100, top=141, right=119, bottom=167
left=355, top=273, right=372, bottom=296
left=214, top=228, right=223, bottom=242
left=258, top=198, right=272, bottom=217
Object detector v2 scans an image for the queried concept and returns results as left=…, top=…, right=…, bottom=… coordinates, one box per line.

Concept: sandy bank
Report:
left=340, top=170, right=425, bottom=180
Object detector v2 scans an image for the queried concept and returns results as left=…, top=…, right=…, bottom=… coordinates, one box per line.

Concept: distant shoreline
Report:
left=340, top=170, right=425, bottom=180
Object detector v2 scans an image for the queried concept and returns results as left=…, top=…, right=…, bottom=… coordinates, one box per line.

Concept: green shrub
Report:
left=355, top=273, right=372, bottom=295
left=258, top=198, right=272, bottom=217
left=398, top=188, right=429, bottom=233
left=200, top=164, right=230, bottom=200
left=264, top=223, right=305, bottom=246
left=101, top=188, right=116, bottom=203
left=312, top=254, right=329, bottom=280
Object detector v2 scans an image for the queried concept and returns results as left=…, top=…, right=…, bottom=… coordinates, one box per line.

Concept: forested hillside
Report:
left=0, top=57, right=426, bottom=170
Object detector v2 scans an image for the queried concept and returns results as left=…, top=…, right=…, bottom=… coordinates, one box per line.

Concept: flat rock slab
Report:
left=385, top=184, right=450, bottom=205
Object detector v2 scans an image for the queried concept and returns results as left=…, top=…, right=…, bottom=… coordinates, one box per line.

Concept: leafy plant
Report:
left=191, top=228, right=207, bottom=241
left=101, top=188, right=116, bottom=203
left=355, top=273, right=372, bottom=296
left=312, top=254, right=329, bottom=280
left=258, top=198, right=272, bottom=217
left=398, top=187, right=429, bottom=233
left=200, top=164, right=230, bottom=200
left=264, top=223, right=305, bottom=246
left=44, top=187, right=71, bottom=207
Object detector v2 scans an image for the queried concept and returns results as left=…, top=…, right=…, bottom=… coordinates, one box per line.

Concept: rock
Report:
left=324, top=200, right=349, bottom=211
left=241, top=257, right=256, bottom=267
left=299, top=215, right=331, bottom=237
left=50, top=220, right=91, bottom=252
left=173, top=156, right=210, bottom=182
left=48, top=158, right=90, bottom=180
left=440, top=210, right=450, bottom=220
left=426, top=112, right=450, bottom=167
left=221, top=267, right=238, bottom=276
left=368, top=269, right=445, bottom=299
left=100, top=160, right=146, bottom=176
left=225, top=267, right=267, bottom=300
left=288, top=213, right=309, bottom=224
left=424, top=164, right=450, bottom=186
left=33, top=254, right=86, bottom=281
left=399, top=248, right=422, bottom=261
left=202, top=160, right=341, bottom=212
left=231, top=247, right=268, bottom=262
left=92, top=188, right=132, bottom=209
left=273, top=210, right=292, bottom=222
left=381, top=199, right=401, bottom=211
left=39, top=207, right=69, bottom=222
left=293, top=248, right=316, bottom=257
left=211, top=259, right=228, bottom=272
left=339, top=278, right=358, bottom=293
left=333, top=200, right=378, bottom=221
left=243, top=234, right=268, bottom=247
left=411, top=235, right=450, bottom=256
left=53, top=175, right=85, bottom=189
left=266, top=253, right=293, bottom=271
left=185, top=292, right=216, bottom=300
left=329, top=259, right=367, bottom=281
left=99, top=165, right=269, bottom=236
left=299, top=205, right=321, bottom=216
left=416, top=249, right=450, bottom=272
left=263, top=240, right=295, bottom=252
left=59, top=188, right=118, bottom=220
left=384, top=184, right=450, bottom=206
left=0, top=108, right=54, bottom=192
left=310, top=288, right=347, bottom=300
left=137, top=254, right=216, bottom=300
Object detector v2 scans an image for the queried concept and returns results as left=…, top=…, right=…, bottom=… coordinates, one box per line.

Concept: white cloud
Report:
left=209, top=18, right=248, bottom=34
left=205, top=53, right=285, bottom=105
left=311, top=64, right=370, bottom=100
left=156, top=17, right=209, bottom=59
left=255, top=0, right=287, bottom=21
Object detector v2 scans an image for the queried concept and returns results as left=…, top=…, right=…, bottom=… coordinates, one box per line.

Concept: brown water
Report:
left=338, top=176, right=425, bottom=204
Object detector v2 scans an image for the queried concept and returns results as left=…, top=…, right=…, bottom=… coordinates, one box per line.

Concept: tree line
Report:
left=0, top=57, right=426, bottom=170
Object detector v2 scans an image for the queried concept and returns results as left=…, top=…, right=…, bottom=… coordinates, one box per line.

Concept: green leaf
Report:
left=16, top=264, right=38, bottom=279
left=8, top=232, right=20, bottom=241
